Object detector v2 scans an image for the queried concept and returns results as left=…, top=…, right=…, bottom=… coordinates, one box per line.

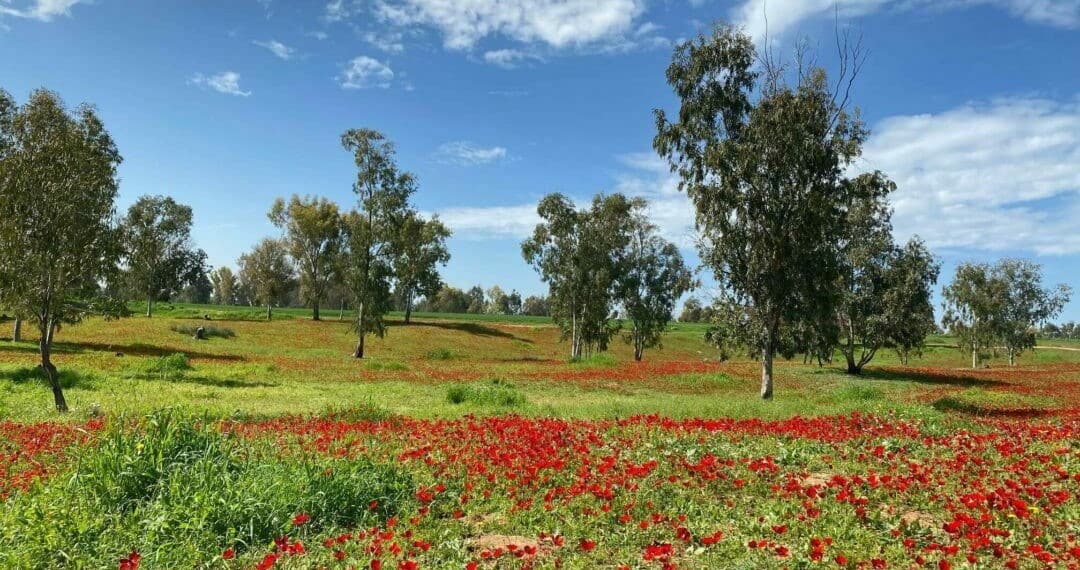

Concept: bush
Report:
left=169, top=323, right=236, bottom=339
left=0, top=410, right=414, bottom=567
left=446, top=379, right=526, bottom=407
left=136, top=353, right=192, bottom=379
left=425, top=347, right=461, bottom=360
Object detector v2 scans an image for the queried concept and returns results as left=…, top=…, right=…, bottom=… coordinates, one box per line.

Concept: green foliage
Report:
left=0, top=411, right=414, bottom=567
left=237, top=238, right=294, bottom=320
left=119, top=195, right=205, bottom=317
left=168, top=323, right=236, bottom=338
left=364, top=359, right=408, bottom=372
left=425, top=347, right=460, bottom=360
left=136, top=353, right=192, bottom=379
left=446, top=380, right=525, bottom=407
left=268, top=195, right=343, bottom=320
left=392, top=211, right=451, bottom=322
left=209, top=266, right=238, bottom=305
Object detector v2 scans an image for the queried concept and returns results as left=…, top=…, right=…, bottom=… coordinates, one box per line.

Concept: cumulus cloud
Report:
left=189, top=71, right=252, bottom=97
left=0, top=0, right=85, bottom=21
left=338, top=56, right=394, bottom=89
left=253, top=39, right=295, bottom=60
left=373, top=0, right=646, bottom=50
left=857, top=95, right=1080, bottom=255
left=731, top=0, right=1080, bottom=42
left=435, top=141, right=509, bottom=165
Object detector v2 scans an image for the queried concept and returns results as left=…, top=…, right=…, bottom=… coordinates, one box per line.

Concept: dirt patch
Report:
left=469, top=534, right=540, bottom=552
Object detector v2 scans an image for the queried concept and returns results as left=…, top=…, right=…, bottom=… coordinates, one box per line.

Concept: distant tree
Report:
left=268, top=195, right=342, bottom=321
left=0, top=88, right=126, bottom=412
left=210, top=266, right=238, bottom=305
left=994, top=259, right=1070, bottom=365
left=339, top=129, right=414, bottom=358
left=522, top=193, right=640, bottom=359
left=485, top=285, right=509, bottom=314
left=678, top=297, right=715, bottom=323
left=466, top=285, right=485, bottom=314
left=521, top=295, right=550, bottom=317
left=885, top=238, right=940, bottom=365
left=420, top=285, right=470, bottom=313
left=238, top=238, right=294, bottom=321
left=120, top=195, right=204, bottom=317
left=392, top=212, right=451, bottom=324
left=654, top=24, right=866, bottom=398
left=176, top=253, right=212, bottom=303
left=942, top=262, right=1005, bottom=369
left=617, top=217, right=693, bottom=360
left=505, top=290, right=523, bottom=315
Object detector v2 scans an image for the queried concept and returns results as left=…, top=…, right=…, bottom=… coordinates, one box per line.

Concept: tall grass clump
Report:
left=0, top=410, right=414, bottom=568
left=134, top=352, right=192, bottom=380
left=425, top=347, right=461, bottom=360
left=446, top=379, right=526, bottom=407
left=169, top=323, right=236, bottom=338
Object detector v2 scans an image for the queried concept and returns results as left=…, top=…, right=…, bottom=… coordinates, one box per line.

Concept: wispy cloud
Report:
left=253, top=39, right=295, bottom=60
left=435, top=141, right=509, bottom=165
left=488, top=89, right=530, bottom=97
left=361, top=30, right=405, bottom=53
left=189, top=71, right=252, bottom=97
left=482, top=49, right=543, bottom=68
left=0, top=0, right=86, bottom=21
left=856, top=94, right=1080, bottom=255
left=338, top=56, right=394, bottom=89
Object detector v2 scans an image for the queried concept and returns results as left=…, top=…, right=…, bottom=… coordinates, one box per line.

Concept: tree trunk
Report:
left=845, top=353, right=860, bottom=375
left=338, top=300, right=345, bottom=322
left=633, top=333, right=643, bottom=362
left=312, top=301, right=321, bottom=322
left=404, top=290, right=414, bottom=325
left=12, top=318, right=21, bottom=342
left=972, top=345, right=978, bottom=369
left=760, top=344, right=774, bottom=400
left=39, top=321, right=68, bottom=413
left=266, top=303, right=272, bottom=321
left=353, top=304, right=365, bottom=358
left=1008, top=349, right=1015, bottom=366
left=146, top=297, right=153, bottom=318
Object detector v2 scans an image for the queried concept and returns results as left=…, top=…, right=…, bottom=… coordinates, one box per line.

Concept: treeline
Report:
left=1041, top=322, right=1080, bottom=339
left=410, top=285, right=550, bottom=317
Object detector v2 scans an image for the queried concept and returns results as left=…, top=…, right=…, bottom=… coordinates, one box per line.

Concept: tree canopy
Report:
left=269, top=194, right=342, bottom=321
left=120, top=195, right=205, bottom=317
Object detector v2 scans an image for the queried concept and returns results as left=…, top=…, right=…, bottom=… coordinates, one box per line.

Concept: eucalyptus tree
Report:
left=618, top=217, right=693, bottom=361
left=120, top=195, right=205, bottom=317
left=0, top=88, right=125, bottom=412
left=994, top=259, right=1070, bottom=365
left=654, top=24, right=867, bottom=398
left=942, top=262, right=1005, bottom=369
left=392, top=211, right=451, bottom=324
left=210, top=266, right=238, bottom=305
left=237, top=238, right=294, bottom=321
left=269, top=195, right=343, bottom=321
left=522, top=193, right=641, bottom=359
left=885, top=238, right=940, bottom=365
left=466, top=286, right=485, bottom=314
left=339, top=128, right=414, bottom=357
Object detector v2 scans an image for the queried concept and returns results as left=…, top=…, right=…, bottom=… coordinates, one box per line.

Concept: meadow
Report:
left=0, top=305, right=1078, bottom=569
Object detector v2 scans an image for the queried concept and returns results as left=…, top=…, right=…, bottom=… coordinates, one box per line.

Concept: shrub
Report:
left=136, top=353, right=192, bottom=379
left=425, top=347, right=460, bottom=360
left=169, top=323, right=236, bottom=339
left=446, top=380, right=526, bottom=407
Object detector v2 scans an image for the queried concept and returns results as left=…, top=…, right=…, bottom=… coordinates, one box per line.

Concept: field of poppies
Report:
left=0, top=308, right=1078, bottom=568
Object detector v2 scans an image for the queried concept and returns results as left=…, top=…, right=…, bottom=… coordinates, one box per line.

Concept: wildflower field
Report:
left=0, top=306, right=1078, bottom=568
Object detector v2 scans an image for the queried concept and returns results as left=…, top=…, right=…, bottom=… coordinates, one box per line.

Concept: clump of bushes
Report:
left=446, top=379, right=526, bottom=407
left=425, top=347, right=461, bottom=360
left=169, top=323, right=236, bottom=339
left=135, top=353, right=192, bottom=380
left=0, top=410, right=413, bottom=567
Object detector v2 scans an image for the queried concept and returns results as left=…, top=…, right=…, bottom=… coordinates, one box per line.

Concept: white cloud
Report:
left=732, top=0, right=1080, bottom=42
left=338, top=56, right=394, bottom=89
left=253, top=39, right=295, bottom=60
left=0, top=0, right=85, bottom=21
left=857, top=95, right=1080, bottom=255
left=324, top=0, right=348, bottom=22
left=361, top=30, right=405, bottom=53
left=482, top=49, right=542, bottom=68
left=373, top=0, right=646, bottom=50
left=435, top=204, right=541, bottom=239
left=435, top=141, right=509, bottom=165
left=189, top=71, right=252, bottom=97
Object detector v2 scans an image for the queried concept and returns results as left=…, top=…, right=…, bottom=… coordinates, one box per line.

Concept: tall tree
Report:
left=268, top=195, right=342, bottom=321
left=175, top=252, right=212, bottom=303
left=654, top=24, right=866, bottom=398
left=994, top=259, right=1070, bottom=365
left=617, top=217, right=693, bottom=361
left=120, top=195, right=204, bottom=317
left=522, top=193, right=641, bottom=359
left=210, top=266, right=238, bottom=305
left=0, top=88, right=125, bottom=412
left=420, top=285, right=470, bottom=313
left=237, top=238, right=294, bottom=321
left=465, top=286, right=485, bottom=314
left=392, top=211, right=451, bottom=324
left=885, top=238, right=940, bottom=365
left=942, top=262, right=1005, bottom=369
left=521, top=295, right=550, bottom=317
left=339, top=129, right=414, bottom=358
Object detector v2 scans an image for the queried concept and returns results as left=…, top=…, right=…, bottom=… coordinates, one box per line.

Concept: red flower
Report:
left=580, top=539, right=596, bottom=551
left=222, top=548, right=235, bottom=560
left=292, top=513, right=311, bottom=526
left=118, top=551, right=141, bottom=570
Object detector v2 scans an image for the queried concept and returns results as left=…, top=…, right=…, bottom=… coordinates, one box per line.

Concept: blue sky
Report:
left=3, top=0, right=1080, bottom=320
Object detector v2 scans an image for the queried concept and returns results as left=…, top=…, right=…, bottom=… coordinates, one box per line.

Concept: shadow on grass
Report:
left=858, top=367, right=1007, bottom=389
left=932, top=396, right=1053, bottom=419
left=172, top=375, right=278, bottom=389
left=409, top=321, right=534, bottom=344
left=0, top=341, right=247, bottom=363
